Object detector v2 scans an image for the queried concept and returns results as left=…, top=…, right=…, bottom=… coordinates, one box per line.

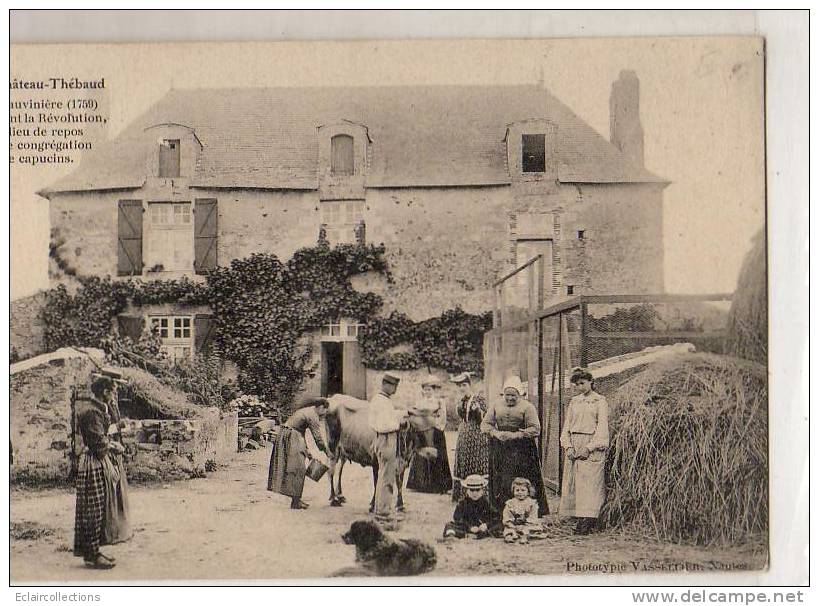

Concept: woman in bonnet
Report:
left=406, top=374, right=453, bottom=494
left=480, top=375, right=548, bottom=519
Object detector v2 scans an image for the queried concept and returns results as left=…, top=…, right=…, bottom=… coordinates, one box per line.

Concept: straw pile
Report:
left=602, top=352, right=768, bottom=545
left=116, top=366, right=203, bottom=419
left=726, top=229, right=767, bottom=365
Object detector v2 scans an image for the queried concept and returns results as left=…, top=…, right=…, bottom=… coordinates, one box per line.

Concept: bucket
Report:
left=306, top=458, right=328, bottom=482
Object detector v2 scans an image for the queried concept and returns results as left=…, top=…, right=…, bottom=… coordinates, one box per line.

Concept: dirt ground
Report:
left=10, top=433, right=767, bottom=582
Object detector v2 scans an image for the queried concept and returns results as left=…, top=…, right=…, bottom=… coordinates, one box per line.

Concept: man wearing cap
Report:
left=368, top=373, right=406, bottom=528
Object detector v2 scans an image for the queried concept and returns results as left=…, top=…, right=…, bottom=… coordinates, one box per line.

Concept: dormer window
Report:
left=522, top=134, right=546, bottom=173
left=159, top=139, right=180, bottom=178
left=331, top=134, right=355, bottom=175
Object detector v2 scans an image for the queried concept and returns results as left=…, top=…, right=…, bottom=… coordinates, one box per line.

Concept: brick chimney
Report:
left=609, top=70, right=644, bottom=166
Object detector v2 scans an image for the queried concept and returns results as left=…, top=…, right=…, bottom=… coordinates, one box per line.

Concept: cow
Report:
left=324, top=394, right=437, bottom=511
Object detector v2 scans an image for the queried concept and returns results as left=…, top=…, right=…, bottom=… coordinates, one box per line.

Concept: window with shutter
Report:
left=158, top=139, right=181, bottom=178
left=117, top=315, right=144, bottom=340
left=331, top=134, right=354, bottom=175
left=194, top=199, right=218, bottom=274
left=194, top=314, right=215, bottom=355
left=117, top=200, right=143, bottom=276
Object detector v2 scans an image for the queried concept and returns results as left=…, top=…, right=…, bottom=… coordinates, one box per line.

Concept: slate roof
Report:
left=41, top=85, right=666, bottom=195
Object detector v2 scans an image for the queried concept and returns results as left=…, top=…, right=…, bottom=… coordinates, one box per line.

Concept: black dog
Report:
left=337, top=519, right=437, bottom=577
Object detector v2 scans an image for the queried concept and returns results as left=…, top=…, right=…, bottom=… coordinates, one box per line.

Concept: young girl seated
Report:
left=443, top=474, right=494, bottom=539
left=502, top=477, right=543, bottom=544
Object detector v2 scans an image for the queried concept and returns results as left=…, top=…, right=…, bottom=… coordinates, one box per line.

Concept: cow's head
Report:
left=400, top=408, right=440, bottom=461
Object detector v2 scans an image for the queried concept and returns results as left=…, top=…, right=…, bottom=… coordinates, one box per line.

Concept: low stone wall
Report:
left=124, top=411, right=238, bottom=481
left=11, top=349, right=239, bottom=486
left=10, top=356, right=97, bottom=486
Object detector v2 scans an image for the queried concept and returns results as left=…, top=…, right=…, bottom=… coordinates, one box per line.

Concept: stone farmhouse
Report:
left=39, top=71, right=667, bottom=399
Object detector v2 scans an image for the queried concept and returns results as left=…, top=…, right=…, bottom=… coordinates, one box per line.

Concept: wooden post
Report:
left=69, top=385, right=77, bottom=481
left=580, top=301, right=589, bottom=367
left=536, top=317, right=544, bottom=464
left=557, top=312, right=564, bottom=492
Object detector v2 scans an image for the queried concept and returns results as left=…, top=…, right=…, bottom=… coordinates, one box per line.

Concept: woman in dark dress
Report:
left=268, top=395, right=330, bottom=510
left=450, top=372, right=490, bottom=503
left=480, top=375, right=548, bottom=519
left=73, top=375, right=126, bottom=569
left=406, top=375, right=453, bottom=494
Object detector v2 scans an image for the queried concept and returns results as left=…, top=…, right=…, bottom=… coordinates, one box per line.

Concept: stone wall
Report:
left=11, top=352, right=238, bottom=486
left=49, top=190, right=121, bottom=283
left=208, top=189, right=320, bottom=264
left=364, top=186, right=510, bottom=320
left=49, top=179, right=664, bottom=315
left=10, top=292, right=47, bottom=361
left=125, top=410, right=238, bottom=481
left=560, top=183, right=665, bottom=297
left=10, top=356, right=95, bottom=485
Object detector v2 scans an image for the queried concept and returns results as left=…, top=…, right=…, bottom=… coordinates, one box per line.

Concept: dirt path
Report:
left=11, top=436, right=767, bottom=582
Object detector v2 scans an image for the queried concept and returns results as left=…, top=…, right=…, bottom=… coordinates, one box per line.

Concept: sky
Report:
left=10, top=37, right=765, bottom=300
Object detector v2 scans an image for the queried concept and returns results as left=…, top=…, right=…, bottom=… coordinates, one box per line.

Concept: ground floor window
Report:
left=150, top=315, right=193, bottom=361
left=320, top=318, right=364, bottom=340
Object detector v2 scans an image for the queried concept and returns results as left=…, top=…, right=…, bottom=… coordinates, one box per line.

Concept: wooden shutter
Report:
left=194, top=199, right=218, bottom=274
left=194, top=314, right=215, bottom=356
left=117, top=200, right=143, bottom=276
left=159, top=139, right=180, bottom=178
left=117, top=315, right=144, bottom=341
left=342, top=341, right=367, bottom=399
left=331, top=135, right=354, bottom=175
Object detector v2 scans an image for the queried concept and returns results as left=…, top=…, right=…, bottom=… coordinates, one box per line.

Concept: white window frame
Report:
left=320, top=317, right=365, bottom=342
left=321, top=200, right=365, bottom=246
left=150, top=315, right=194, bottom=360
left=145, top=201, right=194, bottom=272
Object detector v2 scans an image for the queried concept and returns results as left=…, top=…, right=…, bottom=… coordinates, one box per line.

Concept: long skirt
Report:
left=559, top=433, right=606, bottom=518
left=406, top=428, right=453, bottom=494
left=267, top=426, right=307, bottom=499
left=103, top=453, right=132, bottom=545
left=451, top=420, right=489, bottom=502
left=73, top=453, right=109, bottom=559
left=487, top=436, right=548, bottom=519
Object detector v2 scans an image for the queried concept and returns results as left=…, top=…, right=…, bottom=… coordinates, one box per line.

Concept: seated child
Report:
left=502, top=477, right=543, bottom=544
left=443, top=474, right=493, bottom=539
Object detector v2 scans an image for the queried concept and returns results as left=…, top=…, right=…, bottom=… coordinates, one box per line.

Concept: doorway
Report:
left=321, top=342, right=344, bottom=397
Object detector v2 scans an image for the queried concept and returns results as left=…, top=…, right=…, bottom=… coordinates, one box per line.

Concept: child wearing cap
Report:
left=443, top=474, right=494, bottom=539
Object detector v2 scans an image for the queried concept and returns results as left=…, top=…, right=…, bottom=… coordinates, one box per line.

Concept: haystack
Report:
left=603, top=352, right=767, bottom=545
left=726, top=229, right=767, bottom=365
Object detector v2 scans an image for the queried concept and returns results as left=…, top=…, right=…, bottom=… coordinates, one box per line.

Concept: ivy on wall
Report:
left=358, top=308, right=492, bottom=374
left=40, top=241, right=491, bottom=409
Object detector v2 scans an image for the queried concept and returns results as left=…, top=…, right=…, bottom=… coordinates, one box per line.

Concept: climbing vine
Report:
left=40, top=240, right=491, bottom=408
left=40, top=243, right=392, bottom=410
left=359, top=308, right=492, bottom=375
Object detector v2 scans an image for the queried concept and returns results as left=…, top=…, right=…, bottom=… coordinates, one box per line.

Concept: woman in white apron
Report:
left=559, top=368, right=609, bottom=535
